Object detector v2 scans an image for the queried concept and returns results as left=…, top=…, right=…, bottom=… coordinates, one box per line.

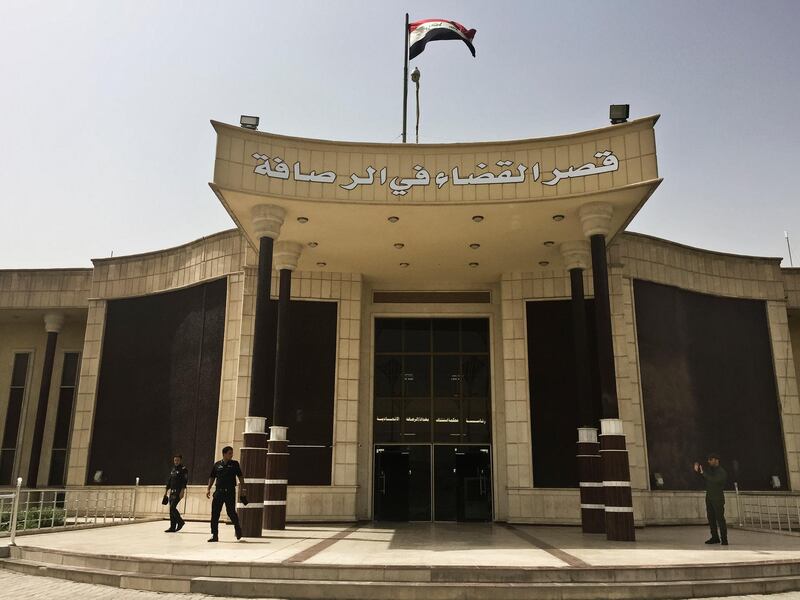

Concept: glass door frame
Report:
left=367, top=312, right=498, bottom=523
left=372, top=442, right=493, bottom=522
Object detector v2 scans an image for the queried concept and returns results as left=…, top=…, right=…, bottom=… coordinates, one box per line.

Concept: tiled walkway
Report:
left=7, top=520, right=800, bottom=568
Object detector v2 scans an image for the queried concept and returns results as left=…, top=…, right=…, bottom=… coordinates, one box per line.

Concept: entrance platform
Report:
left=2, top=521, right=800, bottom=598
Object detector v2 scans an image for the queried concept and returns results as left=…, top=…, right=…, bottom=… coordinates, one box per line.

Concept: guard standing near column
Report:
left=206, top=446, right=245, bottom=542
left=163, top=453, right=188, bottom=533
left=694, top=453, right=728, bottom=545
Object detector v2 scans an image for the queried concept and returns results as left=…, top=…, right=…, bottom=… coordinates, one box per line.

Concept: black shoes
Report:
left=207, top=536, right=218, bottom=542
left=175, top=521, right=185, bottom=532
left=721, top=539, right=729, bottom=545
left=705, top=537, right=720, bottom=544
left=235, top=531, right=242, bottom=540
left=164, top=527, right=176, bottom=533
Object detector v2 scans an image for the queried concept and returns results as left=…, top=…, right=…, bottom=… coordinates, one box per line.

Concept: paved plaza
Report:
left=2, top=521, right=800, bottom=598
left=6, top=520, right=800, bottom=568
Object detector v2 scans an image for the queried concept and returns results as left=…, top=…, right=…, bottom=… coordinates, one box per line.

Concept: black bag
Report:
left=161, top=495, right=169, bottom=505
left=239, top=495, right=248, bottom=506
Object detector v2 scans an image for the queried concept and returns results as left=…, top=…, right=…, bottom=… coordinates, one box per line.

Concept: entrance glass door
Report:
left=373, top=318, right=493, bottom=522
left=434, top=445, right=492, bottom=521
left=374, top=445, right=431, bottom=521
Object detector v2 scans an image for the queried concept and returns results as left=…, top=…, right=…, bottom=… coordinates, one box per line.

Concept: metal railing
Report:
left=0, top=477, right=140, bottom=545
left=736, top=484, right=800, bottom=533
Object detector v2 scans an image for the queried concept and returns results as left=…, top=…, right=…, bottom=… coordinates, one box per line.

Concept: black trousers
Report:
left=706, top=498, right=727, bottom=541
left=169, top=491, right=184, bottom=529
left=210, top=489, right=241, bottom=536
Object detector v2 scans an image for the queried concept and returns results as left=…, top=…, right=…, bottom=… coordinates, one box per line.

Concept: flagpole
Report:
left=402, top=12, right=409, bottom=143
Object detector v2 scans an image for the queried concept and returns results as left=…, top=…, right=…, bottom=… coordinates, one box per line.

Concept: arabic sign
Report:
left=211, top=116, right=659, bottom=203
left=250, top=150, right=619, bottom=196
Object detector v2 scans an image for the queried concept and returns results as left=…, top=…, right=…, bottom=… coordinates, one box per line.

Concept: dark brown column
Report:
left=250, top=236, right=275, bottom=418
left=238, top=417, right=268, bottom=534
left=237, top=235, right=274, bottom=536
left=588, top=230, right=635, bottom=542
left=27, top=313, right=63, bottom=487
left=264, top=267, right=292, bottom=530
left=238, top=205, right=284, bottom=537
left=562, top=241, right=604, bottom=534
left=566, top=259, right=605, bottom=534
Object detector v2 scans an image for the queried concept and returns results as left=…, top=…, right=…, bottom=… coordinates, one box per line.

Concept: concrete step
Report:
left=8, top=544, right=800, bottom=584
left=190, top=574, right=800, bottom=600
left=0, top=557, right=191, bottom=593
left=3, top=556, right=800, bottom=599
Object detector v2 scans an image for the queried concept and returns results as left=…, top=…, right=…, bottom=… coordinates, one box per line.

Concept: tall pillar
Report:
left=579, top=202, right=635, bottom=542
left=238, top=204, right=285, bottom=537
left=561, top=241, right=605, bottom=534
left=264, top=241, right=302, bottom=530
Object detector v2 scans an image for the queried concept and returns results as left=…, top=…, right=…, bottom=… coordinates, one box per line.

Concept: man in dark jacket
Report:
left=694, top=453, right=728, bottom=545
left=164, top=454, right=188, bottom=533
left=206, top=446, right=245, bottom=542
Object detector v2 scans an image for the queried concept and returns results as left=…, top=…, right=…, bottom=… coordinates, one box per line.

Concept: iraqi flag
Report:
left=408, top=19, right=476, bottom=60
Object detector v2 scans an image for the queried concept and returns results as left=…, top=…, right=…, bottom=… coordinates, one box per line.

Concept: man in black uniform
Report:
left=163, top=454, right=188, bottom=533
left=206, top=446, right=245, bottom=542
left=694, top=453, right=728, bottom=545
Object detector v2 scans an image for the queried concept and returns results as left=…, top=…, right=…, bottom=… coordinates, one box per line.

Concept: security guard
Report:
left=694, top=453, right=728, bottom=545
left=163, top=454, right=188, bottom=533
left=206, top=445, right=245, bottom=542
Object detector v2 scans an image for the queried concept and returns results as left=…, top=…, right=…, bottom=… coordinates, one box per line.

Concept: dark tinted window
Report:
left=1, top=353, right=30, bottom=485
left=88, top=279, right=226, bottom=485
left=374, top=319, right=491, bottom=444
left=261, top=299, right=338, bottom=485
left=11, top=353, right=29, bottom=387
left=634, top=280, right=787, bottom=491
left=526, top=299, right=600, bottom=488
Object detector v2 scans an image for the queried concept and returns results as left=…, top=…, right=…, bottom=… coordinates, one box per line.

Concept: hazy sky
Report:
left=1, top=1, right=798, bottom=268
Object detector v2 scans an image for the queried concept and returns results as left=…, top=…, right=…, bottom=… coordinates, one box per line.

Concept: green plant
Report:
left=0, top=507, right=66, bottom=532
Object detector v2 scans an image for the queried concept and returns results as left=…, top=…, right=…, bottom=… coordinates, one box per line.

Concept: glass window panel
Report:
left=374, top=356, right=403, bottom=397
left=434, top=397, right=461, bottom=442
left=463, top=397, right=491, bottom=443
left=403, top=397, right=431, bottom=442
left=433, top=355, right=461, bottom=398
left=48, top=449, right=66, bottom=487
left=403, top=319, right=431, bottom=352
left=11, top=353, right=29, bottom=387
left=0, top=450, right=14, bottom=486
left=462, top=356, right=490, bottom=397
left=432, top=319, right=459, bottom=352
left=402, top=355, right=430, bottom=398
left=375, top=319, right=402, bottom=353
left=461, top=319, right=490, bottom=353
left=52, top=388, right=75, bottom=448
left=374, top=397, right=403, bottom=443
left=2, top=388, right=24, bottom=448
left=61, top=353, right=79, bottom=387
left=434, top=445, right=458, bottom=521
left=408, top=445, right=432, bottom=520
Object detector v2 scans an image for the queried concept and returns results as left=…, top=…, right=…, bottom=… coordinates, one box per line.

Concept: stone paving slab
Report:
left=7, top=520, right=800, bottom=569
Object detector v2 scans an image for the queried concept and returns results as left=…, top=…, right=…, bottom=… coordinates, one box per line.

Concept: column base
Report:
left=605, top=509, right=636, bottom=541
left=239, top=417, right=268, bottom=537
left=264, top=425, right=289, bottom=531
left=577, top=427, right=605, bottom=534
left=599, top=419, right=635, bottom=542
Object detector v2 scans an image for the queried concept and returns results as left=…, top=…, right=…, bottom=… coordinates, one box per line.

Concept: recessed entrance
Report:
left=372, top=318, right=493, bottom=521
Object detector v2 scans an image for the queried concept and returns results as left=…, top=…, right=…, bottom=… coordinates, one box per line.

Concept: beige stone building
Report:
left=2, top=115, right=798, bottom=528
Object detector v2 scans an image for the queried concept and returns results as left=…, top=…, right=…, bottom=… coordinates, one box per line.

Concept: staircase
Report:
left=3, top=544, right=800, bottom=599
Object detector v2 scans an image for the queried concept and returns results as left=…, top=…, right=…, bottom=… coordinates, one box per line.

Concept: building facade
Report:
left=2, top=116, right=799, bottom=526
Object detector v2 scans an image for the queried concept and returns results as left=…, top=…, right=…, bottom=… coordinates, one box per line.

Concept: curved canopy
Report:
left=210, top=117, right=662, bottom=282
